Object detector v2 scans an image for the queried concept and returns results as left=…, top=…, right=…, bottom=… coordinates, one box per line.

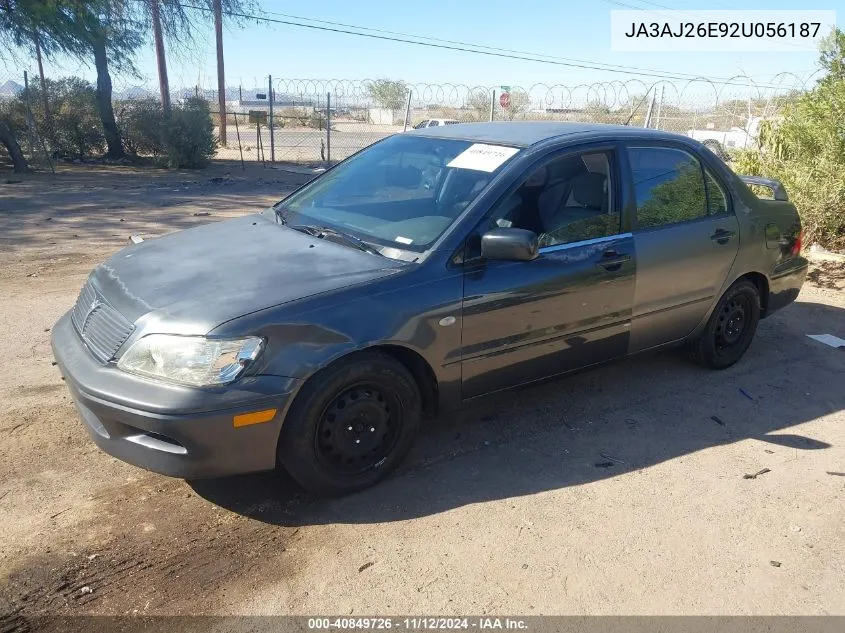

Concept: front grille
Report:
left=71, top=280, right=135, bottom=363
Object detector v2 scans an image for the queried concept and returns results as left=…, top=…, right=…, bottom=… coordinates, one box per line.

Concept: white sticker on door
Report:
left=447, top=144, right=520, bottom=172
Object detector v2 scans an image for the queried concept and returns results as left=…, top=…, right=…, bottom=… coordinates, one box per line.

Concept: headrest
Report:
left=524, top=166, right=548, bottom=188
left=571, top=172, right=606, bottom=209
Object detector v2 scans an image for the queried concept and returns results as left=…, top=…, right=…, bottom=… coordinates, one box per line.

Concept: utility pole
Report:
left=150, top=0, right=171, bottom=114
left=268, top=75, right=275, bottom=163
left=33, top=33, right=51, bottom=127
left=213, top=0, right=226, bottom=146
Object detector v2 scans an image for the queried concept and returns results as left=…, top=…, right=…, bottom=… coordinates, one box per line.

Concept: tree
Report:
left=367, top=79, right=407, bottom=110
left=819, top=27, right=845, bottom=82
left=149, top=0, right=170, bottom=113
left=213, top=0, right=225, bottom=144
left=133, top=0, right=256, bottom=139
left=0, top=1, right=55, bottom=124
left=63, top=2, right=143, bottom=159
left=733, top=27, right=845, bottom=249
left=0, top=116, right=28, bottom=172
left=466, top=89, right=491, bottom=121
left=1, top=1, right=144, bottom=160
left=500, top=90, right=530, bottom=120
left=0, top=0, right=74, bottom=170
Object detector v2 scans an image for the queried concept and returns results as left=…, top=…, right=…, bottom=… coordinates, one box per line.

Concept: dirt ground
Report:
left=1, top=163, right=844, bottom=625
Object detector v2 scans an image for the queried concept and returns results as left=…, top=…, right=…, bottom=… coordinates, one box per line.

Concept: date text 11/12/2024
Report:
left=307, top=618, right=529, bottom=630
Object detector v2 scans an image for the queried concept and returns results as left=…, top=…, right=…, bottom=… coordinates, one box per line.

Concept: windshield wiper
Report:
left=289, top=224, right=384, bottom=257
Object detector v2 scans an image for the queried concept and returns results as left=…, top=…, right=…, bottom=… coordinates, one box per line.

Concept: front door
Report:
left=625, top=145, right=741, bottom=352
left=460, top=147, right=636, bottom=399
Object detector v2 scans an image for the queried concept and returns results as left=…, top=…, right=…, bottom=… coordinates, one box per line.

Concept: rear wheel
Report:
left=690, top=280, right=761, bottom=369
left=278, top=351, right=421, bottom=495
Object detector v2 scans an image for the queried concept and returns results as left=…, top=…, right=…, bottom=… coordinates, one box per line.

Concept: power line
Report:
left=255, top=8, right=653, bottom=76
left=153, top=1, right=809, bottom=89
left=256, top=5, right=806, bottom=85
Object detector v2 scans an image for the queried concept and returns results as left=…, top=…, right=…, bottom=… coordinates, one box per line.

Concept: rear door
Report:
left=626, top=144, right=739, bottom=352
left=460, top=145, right=636, bottom=399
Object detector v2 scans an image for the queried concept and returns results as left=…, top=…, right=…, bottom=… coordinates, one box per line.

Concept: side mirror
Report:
left=481, top=228, right=539, bottom=262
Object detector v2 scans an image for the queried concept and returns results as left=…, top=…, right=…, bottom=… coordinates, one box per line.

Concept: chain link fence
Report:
left=0, top=69, right=824, bottom=169
left=204, top=73, right=822, bottom=164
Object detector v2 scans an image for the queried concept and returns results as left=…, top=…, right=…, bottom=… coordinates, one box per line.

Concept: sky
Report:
left=10, top=0, right=845, bottom=93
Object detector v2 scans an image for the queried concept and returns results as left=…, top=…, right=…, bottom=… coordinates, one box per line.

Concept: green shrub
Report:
left=117, top=97, right=216, bottom=168
left=732, top=29, right=845, bottom=250
left=117, top=98, right=166, bottom=158
left=161, top=97, right=216, bottom=168
left=16, top=78, right=105, bottom=159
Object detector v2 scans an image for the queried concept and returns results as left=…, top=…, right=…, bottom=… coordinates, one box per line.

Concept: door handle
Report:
left=596, top=250, right=631, bottom=271
left=710, top=228, right=736, bottom=244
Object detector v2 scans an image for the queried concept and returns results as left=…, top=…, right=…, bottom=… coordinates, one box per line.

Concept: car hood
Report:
left=89, top=213, right=406, bottom=332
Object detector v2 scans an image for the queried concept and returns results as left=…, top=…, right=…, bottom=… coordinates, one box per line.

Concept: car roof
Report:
left=405, top=121, right=687, bottom=148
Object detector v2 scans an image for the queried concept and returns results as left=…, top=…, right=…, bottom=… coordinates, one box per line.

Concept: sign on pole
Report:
left=499, top=92, right=511, bottom=109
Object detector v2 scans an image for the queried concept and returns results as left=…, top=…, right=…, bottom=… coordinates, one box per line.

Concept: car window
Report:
left=704, top=166, right=729, bottom=215
left=428, top=120, right=441, bottom=127
left=629, top=147, right=707, bottom=229
left=413, top=120, right=429, bottom=129
left=274, top=135, right=520, bottom=253
left=482, top=150, right=618, bottom=249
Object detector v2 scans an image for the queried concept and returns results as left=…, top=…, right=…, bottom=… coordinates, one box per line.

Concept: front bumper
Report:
left=51, top=312, right=301, bottom=479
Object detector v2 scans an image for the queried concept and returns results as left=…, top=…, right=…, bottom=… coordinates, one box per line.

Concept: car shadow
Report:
left=190, top=300, right=844, bottom=526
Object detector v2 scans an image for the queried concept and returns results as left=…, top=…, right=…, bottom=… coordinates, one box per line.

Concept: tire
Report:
left=690, top=279, right=761, bottom=369
left=277, top=351, right=421, bottom=496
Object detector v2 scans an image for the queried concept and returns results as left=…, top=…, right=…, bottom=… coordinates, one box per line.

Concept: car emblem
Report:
left=82, top=299, right=102, bottom=330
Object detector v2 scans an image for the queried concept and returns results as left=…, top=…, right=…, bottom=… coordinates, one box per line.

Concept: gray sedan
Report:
left=51, top=122, right=807, bottom=495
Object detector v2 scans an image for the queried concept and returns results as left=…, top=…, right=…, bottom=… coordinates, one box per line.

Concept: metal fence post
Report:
left=268, top=75, right=275, bottom=163
left=22, top=70, right=54, bottom=173
left=489, top=89, right=495, bottom=122
left=233, top=111, right=245, bottom=170
left=326, top=92, right=331, bottom=164
left=643, top=91, right=656, bottom=129
left=403, top=89, right=412, bottom=132
left=655, top=85, right=665, bottom=130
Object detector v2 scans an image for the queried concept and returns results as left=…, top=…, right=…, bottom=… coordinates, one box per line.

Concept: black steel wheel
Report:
left=278, top=351, right=421, bottom=495
left=690, top=279, right=761, bottom=369
left=315, top=382, right=403, bottom=475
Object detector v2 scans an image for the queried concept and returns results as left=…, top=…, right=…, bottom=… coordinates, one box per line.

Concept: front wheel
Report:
left=690, top=280, right=761, bottom=369
left=278, top=351, right=421, bottom=495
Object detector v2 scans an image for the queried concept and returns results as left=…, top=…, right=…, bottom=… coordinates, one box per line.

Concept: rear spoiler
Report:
left=739, top=175, right=789, bottom=202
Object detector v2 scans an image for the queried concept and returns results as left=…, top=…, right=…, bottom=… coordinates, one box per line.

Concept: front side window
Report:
left=629, top=147, right=707, bottom=229
left=483, top=150, right=619, bottom=249
left=272, top=135, right=520, bottom=253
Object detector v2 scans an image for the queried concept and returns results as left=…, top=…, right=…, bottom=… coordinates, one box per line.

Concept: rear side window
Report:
left=629, top=147, right=707, bottom=229
left=704, top=167, right=729, bottom=215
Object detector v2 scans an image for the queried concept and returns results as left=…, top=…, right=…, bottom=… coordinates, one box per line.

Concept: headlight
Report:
left=117, top=334, right=263, bottom=387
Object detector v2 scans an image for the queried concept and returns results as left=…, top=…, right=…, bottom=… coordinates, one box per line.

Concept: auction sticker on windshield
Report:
left=447, top=144, right=520, bottom=172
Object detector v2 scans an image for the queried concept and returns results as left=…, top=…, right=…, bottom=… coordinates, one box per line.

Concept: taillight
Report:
left=791, top=229, right=803, bottom=256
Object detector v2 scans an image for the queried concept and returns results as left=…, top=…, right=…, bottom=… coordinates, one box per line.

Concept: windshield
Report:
left=271, top=135, right=520, bottom=253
